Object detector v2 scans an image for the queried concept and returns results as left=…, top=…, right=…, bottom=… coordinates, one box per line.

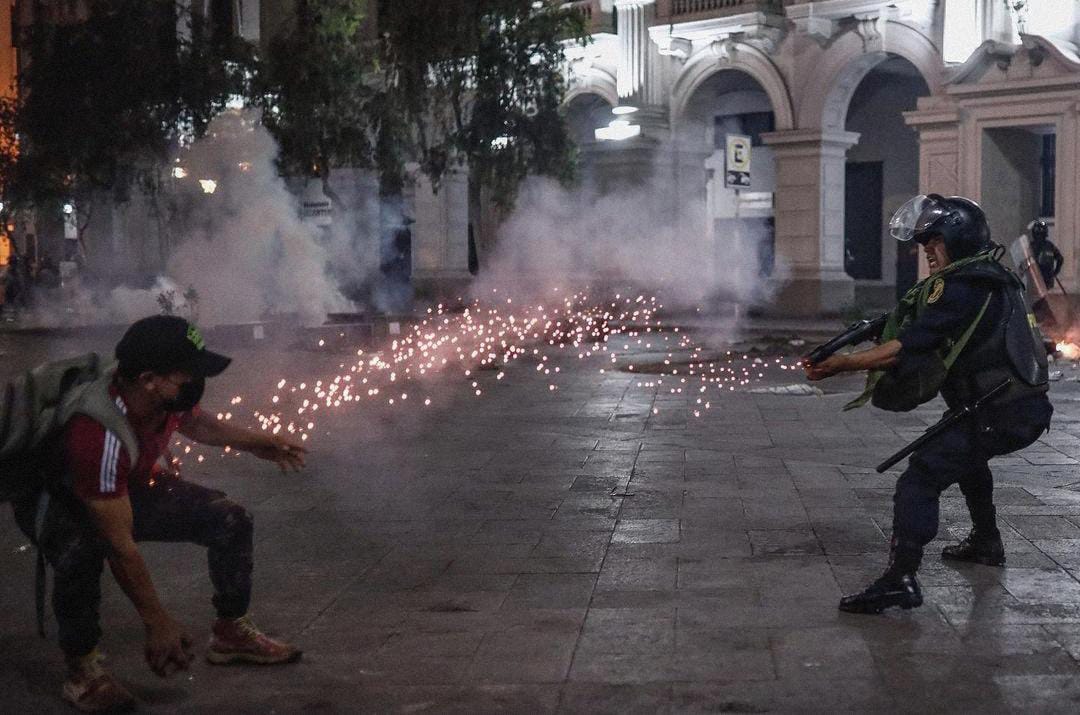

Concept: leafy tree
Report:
left=254, top=0, right=374, bottom=182
left=0, top=1, right=252, bottom=218
left=259, top=0, right=588, bottom=204
left=0, top=0, right=588, bottom=234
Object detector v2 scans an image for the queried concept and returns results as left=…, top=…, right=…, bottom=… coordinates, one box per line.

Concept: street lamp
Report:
left=595, top=119, right=641, bottom=142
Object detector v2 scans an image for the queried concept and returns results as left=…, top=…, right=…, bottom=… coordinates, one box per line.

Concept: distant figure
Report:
left=4, top=252, right=27, bottom=311
left=467, top=224, right=479, bottom=276
left=1030, top=220, right=1063, bottom=289
left=36, top=251, right=61, bottom=289
left=381, top=226, right=412, bottom=280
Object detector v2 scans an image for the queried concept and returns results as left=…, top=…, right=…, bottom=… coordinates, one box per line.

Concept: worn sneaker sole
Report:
left=941, top=550, right=1006, bottom=567
left=206, top=649, right=303, bottom=665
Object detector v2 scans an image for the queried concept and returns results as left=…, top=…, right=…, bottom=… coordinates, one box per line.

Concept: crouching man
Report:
left=14, top=315, right=307, bottom=712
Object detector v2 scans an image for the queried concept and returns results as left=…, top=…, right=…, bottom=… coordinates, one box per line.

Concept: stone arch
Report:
left=799, top=19, right=942, bottom=130
left=564, top=67, right=619, bottom=108
left=670, top=41, right=795, bottom=131
left=562, top=90, right=614, bottom=147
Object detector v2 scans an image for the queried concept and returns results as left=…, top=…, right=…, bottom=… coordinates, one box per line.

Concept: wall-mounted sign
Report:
left=301, top=179, right=333, bottom=228
left=725, top=134, right=751, bottom=188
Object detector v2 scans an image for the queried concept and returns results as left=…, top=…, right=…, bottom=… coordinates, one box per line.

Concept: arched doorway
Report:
left=843, top=56, right=931, bottom=305
left=678, top=69, right=778, bottom=305
left=563, top=92, right=615, bottom=191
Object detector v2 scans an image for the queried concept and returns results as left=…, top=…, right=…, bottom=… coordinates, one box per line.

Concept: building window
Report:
left=1041, top=133, right=1055, bottom=218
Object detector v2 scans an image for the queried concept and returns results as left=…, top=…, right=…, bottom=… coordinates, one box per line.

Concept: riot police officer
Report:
left=805, top=194, right=1052, bottom=614
left=1030, top=220, right=1063, bottom=289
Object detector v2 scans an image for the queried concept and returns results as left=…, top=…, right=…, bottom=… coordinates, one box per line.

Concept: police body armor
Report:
left=938, top=259, right=1049, bottom=411
left=852, top=251, right=1048, bottom=413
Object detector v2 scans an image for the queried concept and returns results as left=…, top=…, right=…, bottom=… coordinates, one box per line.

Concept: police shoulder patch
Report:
left=927, top=278, right=945, bottom=304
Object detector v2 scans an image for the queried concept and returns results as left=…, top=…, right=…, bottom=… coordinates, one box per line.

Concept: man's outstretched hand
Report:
left=249, top=434, right=307, bottom=472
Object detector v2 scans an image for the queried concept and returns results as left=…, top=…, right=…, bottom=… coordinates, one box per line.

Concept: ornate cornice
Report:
left=648, top=11, right=786, bottom=56
left=786, top=0, right=933, bottom=46
left=944, top=34, right=1080, bottom=95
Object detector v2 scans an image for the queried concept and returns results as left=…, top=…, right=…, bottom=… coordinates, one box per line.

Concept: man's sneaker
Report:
left=61, top=649, right=136, bottom=713
left=207, top=614, right=302, bottom=665
left=942, top=531, right=1006, bottom=566
left=839, top=572, right=923, bottom=615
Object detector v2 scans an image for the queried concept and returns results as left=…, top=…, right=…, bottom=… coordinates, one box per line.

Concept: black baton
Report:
left=876, top=379, right=1012, bottom=473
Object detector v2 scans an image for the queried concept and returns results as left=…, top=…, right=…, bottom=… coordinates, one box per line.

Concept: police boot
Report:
left=941, top=529, right=1005, bottom=567
left=839, top=539, right=923, bottom=615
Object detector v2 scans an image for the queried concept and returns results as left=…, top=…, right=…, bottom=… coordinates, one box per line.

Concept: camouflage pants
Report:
left=14, top=478, right=253, bottom=658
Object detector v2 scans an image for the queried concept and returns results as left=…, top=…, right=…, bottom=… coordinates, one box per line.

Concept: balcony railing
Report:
left=564, top=0, right=616, bottom=35
left=674, top=0, right=749, bottom=14
left=655, top=0, right=782, bottom=24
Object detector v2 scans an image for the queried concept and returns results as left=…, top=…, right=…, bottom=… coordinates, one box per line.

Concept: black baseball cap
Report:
left=116, top=315, right=231, bottom=378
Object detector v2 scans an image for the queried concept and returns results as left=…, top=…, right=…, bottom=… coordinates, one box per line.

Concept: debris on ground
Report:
left=748, top=383, right=824, bottom=396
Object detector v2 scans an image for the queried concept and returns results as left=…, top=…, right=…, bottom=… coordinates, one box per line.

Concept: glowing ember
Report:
left=168, top=290, right=803, bottom=468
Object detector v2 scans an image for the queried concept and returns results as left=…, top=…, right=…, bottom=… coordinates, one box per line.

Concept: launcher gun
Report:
left=804, top=313, right=889, bottom=365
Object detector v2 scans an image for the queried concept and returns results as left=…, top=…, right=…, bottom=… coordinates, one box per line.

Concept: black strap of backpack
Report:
left=33, top=490, right=50, bottom=638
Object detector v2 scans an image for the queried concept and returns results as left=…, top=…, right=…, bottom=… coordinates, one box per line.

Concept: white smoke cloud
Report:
left=163, top=110, right=351, bottom=326
left=473, top=176, right=786, bottom=314
left=20, top=110, right=360, bottom=328
left=17, top=112, right=785, bottom=330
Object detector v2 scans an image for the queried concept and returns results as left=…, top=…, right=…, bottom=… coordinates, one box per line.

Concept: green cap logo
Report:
left=186, top=324, right=206, bottom=351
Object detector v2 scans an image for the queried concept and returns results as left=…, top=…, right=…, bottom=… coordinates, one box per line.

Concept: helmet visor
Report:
left=889, top=194, right=951, bottom=242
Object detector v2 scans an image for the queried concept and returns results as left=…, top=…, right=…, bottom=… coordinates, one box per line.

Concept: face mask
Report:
left=161, top=376, right=205, bottom=413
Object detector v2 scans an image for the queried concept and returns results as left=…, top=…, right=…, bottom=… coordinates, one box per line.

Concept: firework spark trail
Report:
left=172, top=288, right=802, bottom=467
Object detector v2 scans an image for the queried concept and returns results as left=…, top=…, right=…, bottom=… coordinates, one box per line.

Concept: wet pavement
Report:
left=3, top=326, right=1080, bottom=713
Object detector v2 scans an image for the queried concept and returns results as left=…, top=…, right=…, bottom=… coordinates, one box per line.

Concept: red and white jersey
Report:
left=65, top=384, right=199, bottom=500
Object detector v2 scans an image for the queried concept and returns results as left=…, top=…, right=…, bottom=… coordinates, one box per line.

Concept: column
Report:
left=598, top=1, right=673, bottom=195
left=410, top=165, right=472, bottom=301
left=761, top=129, right=860, bottom=316
left=615, top=0, right=656, bottom=103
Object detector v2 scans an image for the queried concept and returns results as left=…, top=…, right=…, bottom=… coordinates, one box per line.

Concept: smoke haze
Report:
left=21, top=110, right=358, bottom=328
left=162, top=110, right=351, bottom=325
left=474, top=176, right=784, bottom=313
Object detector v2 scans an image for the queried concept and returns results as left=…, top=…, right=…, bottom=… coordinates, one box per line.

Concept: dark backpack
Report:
left=1, top=353, right=138, bottom=499
left=1, top=353, right=137, bottom=636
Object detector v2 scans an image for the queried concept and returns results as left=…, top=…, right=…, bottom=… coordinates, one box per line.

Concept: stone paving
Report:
left=4, top=327, right=1080, bottom=712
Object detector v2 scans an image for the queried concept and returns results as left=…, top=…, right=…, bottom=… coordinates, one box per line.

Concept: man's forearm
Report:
left=184, top=413, right=271, bottom=451
left=106, top=547, right=170, bottom=626
left=840, top=339, right=903, bottom=372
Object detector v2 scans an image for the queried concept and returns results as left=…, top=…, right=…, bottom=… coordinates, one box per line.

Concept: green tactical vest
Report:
left=845, top=251, right=996, bottom=412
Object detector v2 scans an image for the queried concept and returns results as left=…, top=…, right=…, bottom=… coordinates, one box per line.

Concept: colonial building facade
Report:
left=557, top=0, right=1080, bottom=315
left=16, top=1, right=1080, bottom=318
